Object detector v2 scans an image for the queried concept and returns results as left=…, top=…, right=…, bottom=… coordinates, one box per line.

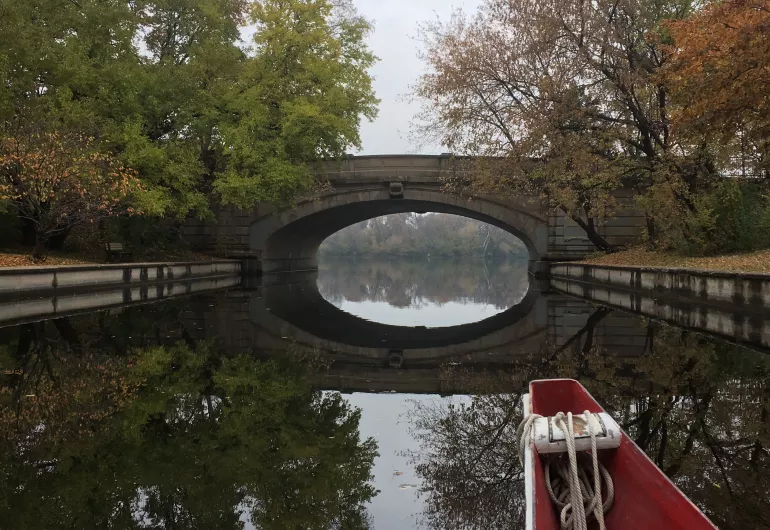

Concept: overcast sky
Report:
left=354, top=0, right=483, bottom=155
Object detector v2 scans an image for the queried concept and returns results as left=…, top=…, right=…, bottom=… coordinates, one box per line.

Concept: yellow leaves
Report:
left=663, top=0, right=770, bottom=145
left=581, top=246, right=770, bottom=274
left=0, top=129, right=142, bottom=229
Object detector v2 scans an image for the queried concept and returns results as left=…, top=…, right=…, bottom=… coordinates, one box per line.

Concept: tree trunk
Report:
left=52, top=317, right=83, bottom=355
left=21, top=217, right=36, bottom=246
left=558, top=307, right=611, bottom=353
left=14, top=323, right=35, bottom=360
left=47, top=226, right=72, bottom=250
left=24, top=217, right=68, bottom=253
left=33, top=232, right=47, bottom=261
left=561, top=207, right=617, bottom=252
left=645, top=214, right=657, bottom=248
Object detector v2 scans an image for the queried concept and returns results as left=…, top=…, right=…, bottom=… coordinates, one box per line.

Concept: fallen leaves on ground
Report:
left=0, top=248, right=219, bottom=268
left=0, top=251, right=98, bottom=267
left=581, top=247, right=770, bottom=274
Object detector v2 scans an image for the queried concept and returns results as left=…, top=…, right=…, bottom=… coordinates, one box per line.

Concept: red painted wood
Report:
left=528, top=379, right=717, bottom=530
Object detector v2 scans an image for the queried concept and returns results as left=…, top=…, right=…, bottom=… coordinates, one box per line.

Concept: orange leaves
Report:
left=663, top=0, right=770, bottom=141
left=582, top=246, right=770, bottom=274
left=0, top=129, right=142, bottom=246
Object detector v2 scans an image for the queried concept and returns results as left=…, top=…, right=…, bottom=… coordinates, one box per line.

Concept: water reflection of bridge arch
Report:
left=250, top=271, right=548, bottom=368
left=234, top=271, right=660, bottom=393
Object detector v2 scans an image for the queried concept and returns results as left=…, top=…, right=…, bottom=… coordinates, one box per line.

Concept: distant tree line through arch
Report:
left=318, top=213, right=529, bottom=259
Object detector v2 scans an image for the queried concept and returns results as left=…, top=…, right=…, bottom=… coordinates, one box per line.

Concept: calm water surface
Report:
left=0, top=257, right=768, bottom=529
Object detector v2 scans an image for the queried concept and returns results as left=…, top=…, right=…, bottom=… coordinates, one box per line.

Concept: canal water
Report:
left=0, top=257, right=768, bottom=529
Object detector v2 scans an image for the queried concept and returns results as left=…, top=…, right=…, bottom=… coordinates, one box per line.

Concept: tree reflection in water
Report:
left=0, top=319, right=378, bottom=530
left=3, top=280, right=769, bottom=530
left=408, top=323, right=770, bottom=530
left=317, top=257, right=530, bottom=309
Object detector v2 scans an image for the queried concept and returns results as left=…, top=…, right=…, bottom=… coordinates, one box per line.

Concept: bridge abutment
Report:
left=528, top=260, right=551, bottom=278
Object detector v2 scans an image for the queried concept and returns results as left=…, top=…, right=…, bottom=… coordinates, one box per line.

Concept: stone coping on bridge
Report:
left=550, top=262, right=770, bottom=308
left=0, top=260, right=241, bottom=296
left=339, top=153, right=459, bottom=158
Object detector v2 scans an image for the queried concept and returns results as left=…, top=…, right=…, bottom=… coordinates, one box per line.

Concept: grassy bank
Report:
left=580, top=247, right=770, bottom=274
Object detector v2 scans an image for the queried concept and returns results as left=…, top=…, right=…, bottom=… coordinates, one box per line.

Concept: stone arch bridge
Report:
left=183, top=155, right=644, bottom=274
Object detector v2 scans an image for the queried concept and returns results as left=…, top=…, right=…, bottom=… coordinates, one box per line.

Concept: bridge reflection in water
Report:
left=199, top=270, right=698, bottom=394
left=2, top=266, right=768, bottom=396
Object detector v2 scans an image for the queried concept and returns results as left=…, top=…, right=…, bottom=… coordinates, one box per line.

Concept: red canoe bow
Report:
left=523, top=379, right=717, bottom=530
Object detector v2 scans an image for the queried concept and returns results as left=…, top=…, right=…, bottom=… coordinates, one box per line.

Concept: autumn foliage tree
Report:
left=0, top=0, right=378, bottom=248
left=0, top=320, right=139, bottom=455
left=413, top=0, right=720, bottom=251
left=0, top=129, right=142, bottom=258
left=664, top=0, right=770, bottom=179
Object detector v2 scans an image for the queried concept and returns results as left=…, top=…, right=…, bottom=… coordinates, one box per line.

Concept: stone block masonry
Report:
left=180, top=155, right=647, bottom=273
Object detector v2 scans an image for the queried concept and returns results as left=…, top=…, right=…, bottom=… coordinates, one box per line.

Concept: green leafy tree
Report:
left=0, top=0, right=379, bottom=244
left=122, top=0, right=250, bottom=217
left=0, top=0, right=143, bottom=130
left=215, top=0, right=379, bottom=207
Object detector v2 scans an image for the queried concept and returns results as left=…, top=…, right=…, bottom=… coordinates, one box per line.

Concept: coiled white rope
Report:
left=516, top=411, right=615, bottom=530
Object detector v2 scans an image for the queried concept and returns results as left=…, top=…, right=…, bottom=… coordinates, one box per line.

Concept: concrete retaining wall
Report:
left=549, top=263, right=770, bottom=350
left=550, top=276, right=770, bottom=350
left=0, top=274, right=242, bottom=327
left=0, top=260, right=241, bottom=295
left=550, top=263, right=770, bottom=309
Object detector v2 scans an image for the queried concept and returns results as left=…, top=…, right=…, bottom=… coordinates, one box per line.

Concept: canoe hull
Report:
left=524, top=379, right=717, bottom=530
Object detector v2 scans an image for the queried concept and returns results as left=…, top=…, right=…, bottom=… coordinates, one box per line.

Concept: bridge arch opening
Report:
left=250, top=188, right=549, bottom=274
left=317, top=213, right=530, bottom=263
